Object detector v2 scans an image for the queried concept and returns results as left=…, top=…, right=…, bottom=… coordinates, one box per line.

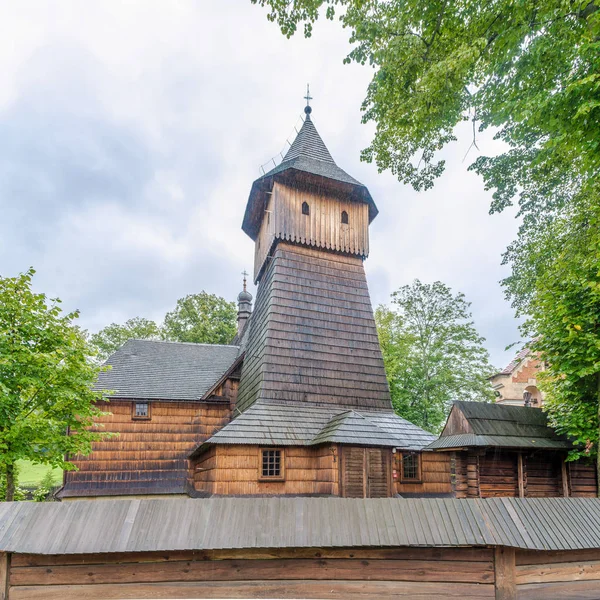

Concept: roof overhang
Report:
left=242, top=168, right=378, bottom=241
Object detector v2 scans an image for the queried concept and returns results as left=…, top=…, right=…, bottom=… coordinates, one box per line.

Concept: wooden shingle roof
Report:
left=235, top=243, right=394, bottom=415
left=242, top=111, right=378, bottom=240
left=3, top=497, right=600, bottom=554
left=190, top=400, right=435, bottom=456
left=95, top=339, right=240, bottom=401
left=427, top=401, right=572, bottom=450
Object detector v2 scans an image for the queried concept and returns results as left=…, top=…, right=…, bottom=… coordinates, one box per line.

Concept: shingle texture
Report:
left=235, top=243, right=396, bottom=414
left=95, top=339, right=240, bottom=400
left=192, top=400, right=435, bottom=453
left=2, top=497, right=600, bottom=554
left=263, top=114, right=363, bottom=187
left=427, top=401, right=572, bottom=450
left=243, top=113, right=378, bottom=240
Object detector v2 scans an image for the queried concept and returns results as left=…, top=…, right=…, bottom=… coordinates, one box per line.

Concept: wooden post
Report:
left=561, top=458, right=570, bottom=497
left=0, top=552, right=9, bottom=600
left=494, top=546, right=516, bottom=600
left=517, top=453, right=525, bottom=498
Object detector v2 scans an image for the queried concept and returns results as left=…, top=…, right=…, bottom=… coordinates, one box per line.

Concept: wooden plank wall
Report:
left=6, top=547, right=496, bottom=600
left=396, top=452, right=452, bottom=495
left=450, top=451, right=597, bottom=499
left=479, top=453, right=518, bottom=498
left=254, top=181, right=370, bottom=282
left=516, top=548, right=600, bottom=599
left=193, top=444, right=339, bottom=496
left=63, top=401, right=231, bottom=497
left=569, top=461, right=597, bottom=497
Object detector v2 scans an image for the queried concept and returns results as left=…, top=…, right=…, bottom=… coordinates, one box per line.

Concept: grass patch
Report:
left=16, top=460, right=63, bottom=487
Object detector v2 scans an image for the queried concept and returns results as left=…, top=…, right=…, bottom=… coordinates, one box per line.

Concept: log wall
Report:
left=396, top=452, right=453, bottom=496
left=8, top=546, right=600, bottom=599
left=62, top=400, right=231, bottom=498
left=6, top=547, right=496, bottom=599
left=451, top=450, right=597, bottom=499
left=192, top=444, right=339, bottom=496
left=516, top=548, right=600, bottom=599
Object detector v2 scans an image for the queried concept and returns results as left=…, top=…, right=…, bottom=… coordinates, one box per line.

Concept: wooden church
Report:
left=58, top=102, right=596, bottom=502
left=59, top=102, right=450, bottom=500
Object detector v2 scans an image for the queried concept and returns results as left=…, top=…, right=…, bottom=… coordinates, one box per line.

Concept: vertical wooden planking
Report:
left=517, top=453, right=525, bottom=499
left=0, top=552, right=9, bottom=600
left=494, top=547, right=516, bottom=600
left=561, top=459, right=570, bottom=497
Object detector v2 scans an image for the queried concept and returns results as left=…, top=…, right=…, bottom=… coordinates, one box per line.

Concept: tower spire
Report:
left=304, top=83, right=313, bottom=117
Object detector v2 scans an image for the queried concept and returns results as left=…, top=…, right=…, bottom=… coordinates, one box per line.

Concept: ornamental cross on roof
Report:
left=304, top=83, right=312, bottom=112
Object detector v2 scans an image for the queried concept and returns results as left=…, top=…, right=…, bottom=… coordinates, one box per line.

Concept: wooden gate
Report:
left=341, top=447, right=391, bottom=498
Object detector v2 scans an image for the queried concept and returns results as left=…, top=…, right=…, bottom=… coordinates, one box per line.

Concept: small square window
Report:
left=260, top=448, right=284, bottom=479
left=401, top=453, right=421, bottom=481
left=133, top=401, right=150, bottom=420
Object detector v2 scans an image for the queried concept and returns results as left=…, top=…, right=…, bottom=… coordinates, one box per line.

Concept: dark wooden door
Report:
left=342, top=447, right=366, bottom=497
left=366, top=448, right=390, bottom=498
left=341, top=447, right=390, bottom=498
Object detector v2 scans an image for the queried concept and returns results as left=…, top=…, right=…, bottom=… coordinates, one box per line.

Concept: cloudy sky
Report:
left=1, top=1, right=523, bottom=368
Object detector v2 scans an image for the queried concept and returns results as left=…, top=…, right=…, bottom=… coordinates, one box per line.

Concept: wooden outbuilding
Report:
left=427, top=401, right=597, bottom=498
left=2, top=497, right=600, bottom=599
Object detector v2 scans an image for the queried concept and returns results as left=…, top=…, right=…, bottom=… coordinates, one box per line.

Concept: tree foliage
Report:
left=375, top=280, right=495, bottom=432
left=252, top=0, right=599, bottom=220
left=90, top=317, right=162, bottom=361
left=90, top=293, right=238, bottom=361
left=521, top=189, right=600, bottom=489
left=162, top=292, right=237, bottom=346
left=0, top=269, right=110, bottom=500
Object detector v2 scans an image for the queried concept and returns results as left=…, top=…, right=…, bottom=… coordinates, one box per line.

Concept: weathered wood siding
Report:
left=193, top=444, right=339, bottom=496
left=450, top=450, right=596, bottom=499
left=238, top=242, right=393, bottom=414
left=340, top=447, right=392, bottom=498
left=62, top=400, right=231, bottom=498
left=516, top=548, right=600, bottom=599
left=254, top=181, right=370, bottom=282
left=7, top=546, right=600, bottom=599
left=396, top=452, right=452, bottom=496
left=569, top=460, right=597, bottom=497
left=7, top=547, right=496, bottom=599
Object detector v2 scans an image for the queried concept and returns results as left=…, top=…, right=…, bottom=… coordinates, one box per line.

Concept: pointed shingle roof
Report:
left=261, top=113, right=362, bottom=187
left=242, top=108, right=378, bottom=240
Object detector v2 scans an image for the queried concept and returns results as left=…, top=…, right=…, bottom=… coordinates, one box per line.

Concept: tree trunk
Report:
left=5, top=464, right=15, bottom=502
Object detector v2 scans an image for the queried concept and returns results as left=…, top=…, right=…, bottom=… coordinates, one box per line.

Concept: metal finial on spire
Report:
left=241, top=270, right=249, bottom=292
left=304, top=84, right=313, bottom=115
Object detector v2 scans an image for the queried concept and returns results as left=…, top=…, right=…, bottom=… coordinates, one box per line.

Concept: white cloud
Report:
left=0, top=1, right=523, bottom=368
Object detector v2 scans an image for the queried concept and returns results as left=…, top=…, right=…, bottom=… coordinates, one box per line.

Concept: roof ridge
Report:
left=126, top=339, right=240, bottom=349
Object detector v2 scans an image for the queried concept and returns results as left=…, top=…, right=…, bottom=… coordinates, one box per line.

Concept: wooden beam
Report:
left=561, top=459, right=570, bottom=497
left=0, top=552, right=9, bottom=600
left=517, top=453, right=525, bottom=499
left=494, top=547, right=516, bottom=600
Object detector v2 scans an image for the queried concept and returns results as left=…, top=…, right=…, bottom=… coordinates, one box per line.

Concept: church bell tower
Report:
left=236, top=100, right=390, bottom=414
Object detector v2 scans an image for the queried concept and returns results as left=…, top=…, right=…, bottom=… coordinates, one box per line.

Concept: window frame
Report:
left=132, top=400, right=151, bottom=421
left=341, top=210, right=349, bottom=225
left=258, top=447, right=285, bottom=481
left=301, top=201, right=310, bottom=216
left=400, top=452, right=422, bottom=483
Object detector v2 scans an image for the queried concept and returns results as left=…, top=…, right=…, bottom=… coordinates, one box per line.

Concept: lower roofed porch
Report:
left=188, top=399, right=448, bottom=498
left=190, top=443, right=452, bottom=498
